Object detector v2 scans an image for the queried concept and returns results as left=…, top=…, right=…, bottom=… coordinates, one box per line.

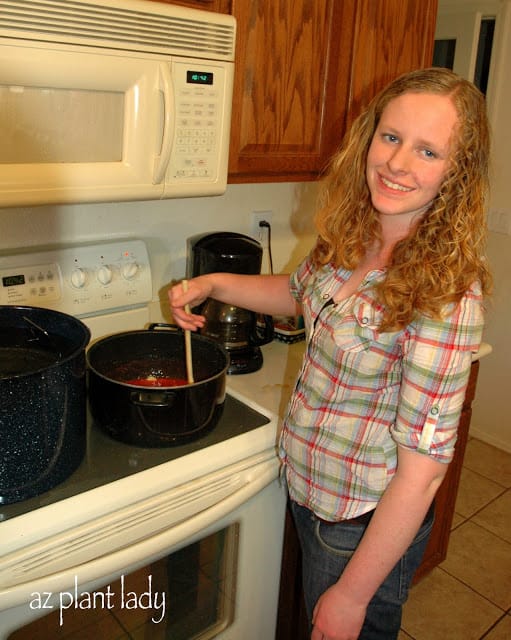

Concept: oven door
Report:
left=0, top=462, right=287, bottom=640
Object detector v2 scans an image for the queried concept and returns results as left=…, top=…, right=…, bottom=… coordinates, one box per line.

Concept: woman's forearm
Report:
left=311, top=447, right=448, bottom=639
left=206, top=273, right=299, bottom=316
left=169, top=272, right=300, bottom=330
left=331, top=465, right=443, bottom=605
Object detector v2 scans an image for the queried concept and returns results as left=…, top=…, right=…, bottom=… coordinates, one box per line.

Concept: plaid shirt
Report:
left=279, top=256, right=484, bottom=522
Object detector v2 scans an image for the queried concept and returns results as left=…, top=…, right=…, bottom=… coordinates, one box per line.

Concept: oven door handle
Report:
left=0, top=456, right=285, bottom=611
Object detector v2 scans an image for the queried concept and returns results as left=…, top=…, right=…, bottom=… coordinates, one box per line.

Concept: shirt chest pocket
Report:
left=332, top=303, right=398, bottom=375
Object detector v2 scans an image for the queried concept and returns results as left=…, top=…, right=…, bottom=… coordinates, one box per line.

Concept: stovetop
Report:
left=0, top=239, right=275, bottom=525
left=0, top=393, right=270, bottom=523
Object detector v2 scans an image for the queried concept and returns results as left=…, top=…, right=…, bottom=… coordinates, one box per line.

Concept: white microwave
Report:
left=0, top=0, right=236, bottom=206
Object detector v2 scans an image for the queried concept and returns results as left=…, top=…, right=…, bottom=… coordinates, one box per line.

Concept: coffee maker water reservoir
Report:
left=187, top=232, right=273, bottom=374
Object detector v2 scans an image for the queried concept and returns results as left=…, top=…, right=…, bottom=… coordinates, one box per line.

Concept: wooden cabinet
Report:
left=346, top=0, right=438, bottom=125
left=145, top=0, right=438, bottom=182
left=227, top=1, right=355, bottom=182
left=228, top=0, right=438, bottom=183
left=276, top=361, right=480, bottom=640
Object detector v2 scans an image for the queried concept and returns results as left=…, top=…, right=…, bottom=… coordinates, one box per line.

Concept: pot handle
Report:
left=148, top=322, right=181, bottom=332
left=131, top=391, right=216, bottom=442
left=130, top=390, right=176, bottom=408
left=252, top=313, right=274, bottom=346
left=134, top=403, right=218, bottom=439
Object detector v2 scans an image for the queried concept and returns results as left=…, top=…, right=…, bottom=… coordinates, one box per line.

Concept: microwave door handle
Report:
left=153, top=63, right=174, bottom=184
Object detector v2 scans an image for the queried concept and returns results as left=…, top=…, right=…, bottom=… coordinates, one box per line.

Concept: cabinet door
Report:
left=228, top=0, right=438, bottom=184
left=347, top=0, right=438, bottom=125
left=228, top=0, right=356, bottom=182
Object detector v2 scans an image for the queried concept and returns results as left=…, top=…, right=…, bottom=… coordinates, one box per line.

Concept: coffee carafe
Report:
left=187, top=232, right=273, bottom=374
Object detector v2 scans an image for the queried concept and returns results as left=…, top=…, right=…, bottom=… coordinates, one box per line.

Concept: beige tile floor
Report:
left=399, top=438, right=511, bottom=640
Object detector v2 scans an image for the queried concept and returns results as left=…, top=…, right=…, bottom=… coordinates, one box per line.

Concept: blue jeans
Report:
left=290, top=500, right=434, bottom=640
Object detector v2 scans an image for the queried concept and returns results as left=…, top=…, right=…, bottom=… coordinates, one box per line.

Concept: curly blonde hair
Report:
left=312, top=67, right=492, bottom=331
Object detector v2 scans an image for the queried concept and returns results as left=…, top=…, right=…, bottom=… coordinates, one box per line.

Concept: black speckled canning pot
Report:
left=0, top=306, right=90, bottom=505
left=87, top=324, right=229, bottom=447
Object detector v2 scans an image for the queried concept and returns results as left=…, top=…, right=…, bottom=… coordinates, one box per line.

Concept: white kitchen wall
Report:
left=469, top=0, right=511, bottom=452
left=438, top=0, right=511, bottom=452
left=0, top=181, right=318, bottom=317
left=436, top=0, right=511, bottom=452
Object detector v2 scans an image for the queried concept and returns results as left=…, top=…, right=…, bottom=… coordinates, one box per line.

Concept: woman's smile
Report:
left=378, top=174, right=414, bottom=193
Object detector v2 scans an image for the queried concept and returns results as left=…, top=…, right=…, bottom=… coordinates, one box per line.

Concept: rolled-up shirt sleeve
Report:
left=391, top=284, right=484, bottom=463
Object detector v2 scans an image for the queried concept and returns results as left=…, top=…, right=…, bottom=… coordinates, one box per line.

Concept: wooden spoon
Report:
left=181, top=279, right=194, bottom=384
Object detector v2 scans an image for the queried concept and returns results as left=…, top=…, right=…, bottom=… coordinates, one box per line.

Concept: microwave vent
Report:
left=0, top=0, right=235, bottom=61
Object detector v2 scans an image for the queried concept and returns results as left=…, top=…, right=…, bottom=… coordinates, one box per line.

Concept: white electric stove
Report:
left=0, top=240, right=286, bottom=640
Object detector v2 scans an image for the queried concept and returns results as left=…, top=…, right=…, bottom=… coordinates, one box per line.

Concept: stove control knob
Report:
left=70, top=267, right=87, bottom=289
left=97, top=265, right=113, bottom=286
left=121, top=261, right=139, bottom=281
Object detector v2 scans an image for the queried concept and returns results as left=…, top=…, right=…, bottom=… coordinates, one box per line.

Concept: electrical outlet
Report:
left=250, top=210, right=273, bottom=241
left=488, top=209, right=511, bottom=235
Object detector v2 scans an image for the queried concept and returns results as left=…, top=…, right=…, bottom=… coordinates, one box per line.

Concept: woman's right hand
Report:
left=168, top=276, right=212, bottom=331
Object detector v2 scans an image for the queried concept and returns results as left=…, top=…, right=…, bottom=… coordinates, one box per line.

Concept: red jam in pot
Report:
left=126, top=376, right=189, bottom=387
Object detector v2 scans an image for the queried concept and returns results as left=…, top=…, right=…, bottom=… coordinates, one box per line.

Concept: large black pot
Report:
left=0, top=306, right=90, bottom=505
left=87, top=324, right=229, bottom=447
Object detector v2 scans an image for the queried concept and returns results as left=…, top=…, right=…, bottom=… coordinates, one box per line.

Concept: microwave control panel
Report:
left=0, top=240, right=152, bottom=317
left=169, top=60, right=230, bottom=185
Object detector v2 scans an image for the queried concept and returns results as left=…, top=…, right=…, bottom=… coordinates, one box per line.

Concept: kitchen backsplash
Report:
left=0, top=182, right=318, bottom=315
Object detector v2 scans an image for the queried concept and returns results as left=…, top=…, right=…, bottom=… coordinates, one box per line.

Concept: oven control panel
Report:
left=0, top=240, right=152, bottom=317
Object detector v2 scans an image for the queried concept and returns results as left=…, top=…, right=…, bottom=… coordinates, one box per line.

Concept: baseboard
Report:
left=469, top=426, right=511, bottom=454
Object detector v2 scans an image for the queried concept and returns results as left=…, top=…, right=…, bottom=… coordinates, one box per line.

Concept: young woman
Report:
left=169, top=67, right=491, bottom=640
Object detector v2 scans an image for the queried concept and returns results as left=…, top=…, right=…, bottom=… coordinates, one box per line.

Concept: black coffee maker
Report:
left=187, top=232, right=274, bottom=374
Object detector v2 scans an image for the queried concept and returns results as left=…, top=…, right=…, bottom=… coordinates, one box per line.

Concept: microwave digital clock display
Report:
left=2, top=274, right=25, bottom=287
left=187, top=70, right=214, bottom=85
